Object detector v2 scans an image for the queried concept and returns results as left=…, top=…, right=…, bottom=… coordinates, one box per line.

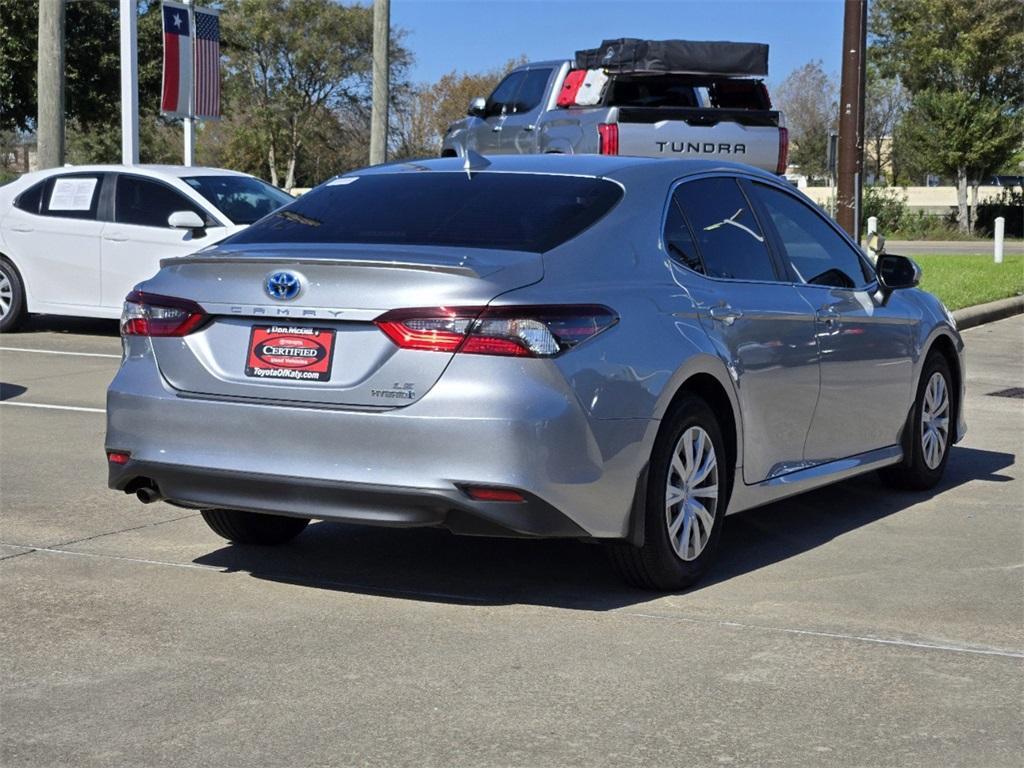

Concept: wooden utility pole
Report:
left=369, top=0, right=389, bottom=165
left=836, top=0, right=867, bottom=239
left=37, top=0, right=65, bottom=169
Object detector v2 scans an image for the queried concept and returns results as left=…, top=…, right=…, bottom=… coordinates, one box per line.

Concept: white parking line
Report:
left=627, top=612, right=1024, bottom=660
left=0, top=402, right=105, bottom=414
left=0, top=346, right=121, bottom=359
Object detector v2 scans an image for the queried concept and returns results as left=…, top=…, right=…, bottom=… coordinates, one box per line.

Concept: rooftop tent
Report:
left=574, top=39, right=769, bottom=77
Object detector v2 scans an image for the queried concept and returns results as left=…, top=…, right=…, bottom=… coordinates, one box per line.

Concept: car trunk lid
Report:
left=143, top=243, right=543, bottom=408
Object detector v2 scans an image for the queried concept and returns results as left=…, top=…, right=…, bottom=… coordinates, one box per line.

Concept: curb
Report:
left=952, top=296, right=1024, bottom=331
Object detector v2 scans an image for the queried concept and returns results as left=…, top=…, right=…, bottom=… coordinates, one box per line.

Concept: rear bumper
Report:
left=110, top=460, right=589, bottom=538
left=105, top=344, right=656, bottom=539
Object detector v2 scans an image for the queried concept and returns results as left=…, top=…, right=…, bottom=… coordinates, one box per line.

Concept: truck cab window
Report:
left=510, top=70, right=552, bottom=113
left=485, top=72, right=526, bottom=117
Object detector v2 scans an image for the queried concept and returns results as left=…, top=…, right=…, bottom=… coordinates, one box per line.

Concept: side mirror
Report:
left=876, top=253, right=921, bottom=291
left=168, top=210, right=207, bottom=237
left=467, top=97, right=487, bottom=117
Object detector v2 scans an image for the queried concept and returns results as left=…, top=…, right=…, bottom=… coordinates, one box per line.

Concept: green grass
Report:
left=912, top=254, right=1024, bottom=311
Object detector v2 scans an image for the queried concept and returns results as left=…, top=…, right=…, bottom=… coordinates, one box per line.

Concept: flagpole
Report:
left=183, top=0, right=195, bottom=166
left=119, top=0, right=139, bottom=165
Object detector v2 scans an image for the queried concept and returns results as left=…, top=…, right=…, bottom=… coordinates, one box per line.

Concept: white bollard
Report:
left=994, top=216, right=1004, bottom=264
left=867, top=216, right=878, bottom=261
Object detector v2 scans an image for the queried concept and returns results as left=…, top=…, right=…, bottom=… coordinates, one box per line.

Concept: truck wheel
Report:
left=608, top=394, right=728, bottom=590
left=0, top=258, right=27, bottom=333
left=201, top=509, right=309, bottom=545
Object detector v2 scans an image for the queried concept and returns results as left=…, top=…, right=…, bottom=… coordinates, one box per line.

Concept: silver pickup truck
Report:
left=442, top=39, right=788, bottom=174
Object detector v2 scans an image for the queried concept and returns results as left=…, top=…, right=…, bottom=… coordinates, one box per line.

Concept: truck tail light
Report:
left=776, top=126, right=789, bottom=175
left=121, top=291, right=208, bottom=337
left=598, top=123, right=619, bottom=155
left=375, top=305, right=617, bottom=358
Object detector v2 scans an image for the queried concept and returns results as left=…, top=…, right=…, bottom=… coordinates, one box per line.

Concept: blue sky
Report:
left=392, top=0, right=847, bottom=88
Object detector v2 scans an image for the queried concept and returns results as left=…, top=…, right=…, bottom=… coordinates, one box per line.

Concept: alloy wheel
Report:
left=921, top=371, right=950, bottom=470
left=665, top=426, right=718, bottom=561
left=0, top=268, right=11, bottom=320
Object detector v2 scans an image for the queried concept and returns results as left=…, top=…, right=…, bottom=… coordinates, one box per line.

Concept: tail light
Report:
left=598, top=123, right=619, bottom=155
left=121, top=291, right=208, bottom=337
left=375, top=305, right=617, bottom=358
left=776, top=126, right=789, bottom=175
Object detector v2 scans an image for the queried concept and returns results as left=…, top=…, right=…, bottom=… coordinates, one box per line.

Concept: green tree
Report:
left=863, top=62, right=906, bottom=185
left=1, top=1, right=173, bottom=161
left=392, top=58, right=525, bottom=160
left=871, top=0, right=1024, bottom=232
left=220, top=0, right=411, bottom=188
left=773, top=61, right=837, bottom=181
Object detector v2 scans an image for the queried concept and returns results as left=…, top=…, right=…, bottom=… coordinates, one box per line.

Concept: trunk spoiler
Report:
left=160, top=254, right=481, bottom=278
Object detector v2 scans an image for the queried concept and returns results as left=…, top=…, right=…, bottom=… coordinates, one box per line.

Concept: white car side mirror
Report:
left=168, top=210, right=206, bottom=232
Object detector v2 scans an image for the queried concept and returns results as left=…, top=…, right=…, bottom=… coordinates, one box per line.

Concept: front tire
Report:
left=609, top=394, right=729, bottom=591
left=201, top=508, right=310, bottom=545
left=880, top=352, right=954, bottom=490
left=0, top=258, right=27, bottom=333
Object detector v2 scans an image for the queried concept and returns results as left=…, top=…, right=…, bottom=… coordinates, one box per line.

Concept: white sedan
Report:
left=0, top=164, right=293, bottom=331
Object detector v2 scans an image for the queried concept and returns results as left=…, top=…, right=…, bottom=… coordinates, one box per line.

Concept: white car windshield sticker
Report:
left=327, top=177, right=358, bottom=186
left=49, top=178, right=98, bottom=211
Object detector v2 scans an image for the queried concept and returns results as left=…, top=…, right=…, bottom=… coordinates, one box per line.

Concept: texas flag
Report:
left=161, top=1, right=192, bottom=117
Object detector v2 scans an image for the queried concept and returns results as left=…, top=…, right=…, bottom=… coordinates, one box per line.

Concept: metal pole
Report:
left=994, top=217, right=1005, bottom=264
left=183, top=0, right=195, bottom=166
left=120, top=0, right=139, bottom=165
left=37, top=0, right=65, bottom=169
left=836, top=0, right=867, bottom=237
left=369, top=0, right=390, bottom=165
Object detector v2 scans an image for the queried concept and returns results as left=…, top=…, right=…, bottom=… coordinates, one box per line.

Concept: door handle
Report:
left=10, top=226, right=33, bottom=233
left=522, top=125, right=535, bottom=132
left=103, top=234, right=129, bottom=243
left=491, top=125, right=502, bottom=132
left=817, top=305, right=840, bottom=326
left=709, top=305, right=743, bottom=326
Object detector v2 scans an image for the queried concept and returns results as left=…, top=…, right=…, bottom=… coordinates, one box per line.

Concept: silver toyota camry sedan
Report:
left=106, top=155, right=965, bottom=590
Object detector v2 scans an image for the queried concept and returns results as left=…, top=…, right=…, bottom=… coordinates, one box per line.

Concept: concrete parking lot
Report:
left=1, top=314, right=1021, bottom=767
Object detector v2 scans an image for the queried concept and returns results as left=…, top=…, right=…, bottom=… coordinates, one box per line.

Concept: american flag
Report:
left=193, top=7, right=220, bottom=119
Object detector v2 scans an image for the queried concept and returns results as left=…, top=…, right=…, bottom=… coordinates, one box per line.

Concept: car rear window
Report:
left=226, top=172, right=623, bottom=253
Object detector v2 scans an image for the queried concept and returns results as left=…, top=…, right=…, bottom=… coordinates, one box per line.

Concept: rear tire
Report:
left=201, top=508, right=309, bottom=545
left=609, top=394, right=729, bottom=591
left=0, top=258, right=27, bottom=333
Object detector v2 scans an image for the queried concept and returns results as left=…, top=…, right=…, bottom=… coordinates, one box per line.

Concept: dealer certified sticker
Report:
left=245, top=325, right=336, bottom=382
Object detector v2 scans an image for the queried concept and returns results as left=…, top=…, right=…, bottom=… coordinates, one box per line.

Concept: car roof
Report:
left=352, top=153, right=782, bottom=185
left=14, top=164, right=253, bottom=185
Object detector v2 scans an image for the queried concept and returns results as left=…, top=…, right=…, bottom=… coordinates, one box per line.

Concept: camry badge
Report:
left=264, top=271, right=301, bottom=301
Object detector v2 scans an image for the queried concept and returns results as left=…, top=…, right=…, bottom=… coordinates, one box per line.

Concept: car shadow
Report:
left=0, top=383, right=27, bottom=401
left=193, top=445, right=1014, bottom=610
left=15, top=315, right=120, bottom=336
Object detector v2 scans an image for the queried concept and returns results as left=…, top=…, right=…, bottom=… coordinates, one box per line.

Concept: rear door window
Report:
left=115, top=175, right=209, bottom=228
left=672, top=177, right=778, bottom=282
left=39, top=173, right=104, bottom=220
left=750, top=182, right=872, bottom=288
left=227, top=172, right=623, bottom=253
